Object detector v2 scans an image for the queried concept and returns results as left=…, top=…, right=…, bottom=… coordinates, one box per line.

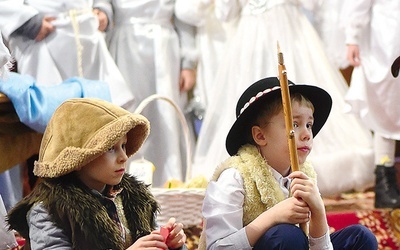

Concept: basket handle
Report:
left=134, top=94, right=192, bottom=182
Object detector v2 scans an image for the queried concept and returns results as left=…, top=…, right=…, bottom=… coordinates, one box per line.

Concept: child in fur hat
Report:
left=6, top=98, right=187, bottom=250
left=198, top=77, right=377, bottom=249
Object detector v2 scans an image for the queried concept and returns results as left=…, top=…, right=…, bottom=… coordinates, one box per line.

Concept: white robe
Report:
left=306, top=0, right=349, bottom=69
left=192, top=0, right=375, bottom=196
left=106, top=0, right=197, bottom=187
left=175, top=0, right=238, bottom=108
left=0, top=0, right=133, bottom=108
left=342, top=0, right=400, bottom=140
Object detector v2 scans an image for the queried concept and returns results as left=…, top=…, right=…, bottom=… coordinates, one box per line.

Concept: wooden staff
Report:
left=277, top=42, right=308, bottom=235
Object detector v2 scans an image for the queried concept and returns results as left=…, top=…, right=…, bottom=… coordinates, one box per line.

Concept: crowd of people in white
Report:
left=0, top=0, right=399, bottom=211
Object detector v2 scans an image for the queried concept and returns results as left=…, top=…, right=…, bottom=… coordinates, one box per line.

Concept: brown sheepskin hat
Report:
left=33, top=98, right=150, bottom=178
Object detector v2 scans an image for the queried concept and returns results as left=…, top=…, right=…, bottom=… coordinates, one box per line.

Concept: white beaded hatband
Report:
left=239, top=84, right=293, bottom=116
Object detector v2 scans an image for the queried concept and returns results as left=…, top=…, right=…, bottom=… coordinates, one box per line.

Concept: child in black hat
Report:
left=198, top=77, right=377, bottom=249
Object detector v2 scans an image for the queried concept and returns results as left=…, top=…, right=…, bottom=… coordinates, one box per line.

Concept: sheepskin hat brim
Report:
left=34, top=98, right=150, bottom=178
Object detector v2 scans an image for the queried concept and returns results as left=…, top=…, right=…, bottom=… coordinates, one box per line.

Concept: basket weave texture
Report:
left=152, top=188, right=205, bottom=227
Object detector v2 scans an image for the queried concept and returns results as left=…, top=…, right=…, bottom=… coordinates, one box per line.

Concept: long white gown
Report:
left=175, top=0, right=238, bottom=109
left=106, top=0, right=197, bottom=187
left=0, top=0, right=133, bottom=108
left=342, top=0, right=400, bottom=140
left=193, top=0, right=375, bottom=196
left=307, top=0, right=349, bottom=70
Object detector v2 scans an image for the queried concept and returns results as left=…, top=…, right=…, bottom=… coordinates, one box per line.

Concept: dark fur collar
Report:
left=7, top=174, right=159, bottom=250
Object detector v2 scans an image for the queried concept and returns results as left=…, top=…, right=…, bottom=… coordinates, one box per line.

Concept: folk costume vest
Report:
left=7, top=174, right=159, bottom=250
left=198, top=144, right=316, bottom=249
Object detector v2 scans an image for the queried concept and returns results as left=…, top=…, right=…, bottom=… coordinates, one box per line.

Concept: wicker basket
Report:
left=151, top=188, right=205, bottom=227
left=134, top=95, right=205, bottom=227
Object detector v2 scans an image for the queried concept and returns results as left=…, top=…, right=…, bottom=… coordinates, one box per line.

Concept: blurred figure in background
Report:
left=304, top=0, right=350, bottom=80
left=106, top=0, right=197, bottom=187
left=0, top=0, right=133, bottom=108
left=343, top=0, right=400, bottom=208
left=191, top=0, right=374, bottom=197
left=175, top=0, right=238, bottom=133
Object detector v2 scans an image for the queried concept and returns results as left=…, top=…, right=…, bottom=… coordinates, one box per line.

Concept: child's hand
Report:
left=93, top=8, right=108, bottom=32
left=163, top=217, right=187, bottom=249
left=269, top=196, right=310, bottom=225
left=288, top=171, right=325, bottom=215
left=346, top=44, right=361, bottom=67
left=246, top=195, right=309, bottom=246
left=289, top=171, right=329, bottom=238
left=35, top=16, right=55, bottom=41
left=179, top=69, right=196, bottom=93
left=126, top=233, right=167, bottom=250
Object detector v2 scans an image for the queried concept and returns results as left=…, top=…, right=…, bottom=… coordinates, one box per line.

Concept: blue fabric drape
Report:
left=0, top=72, right=111, bottom=133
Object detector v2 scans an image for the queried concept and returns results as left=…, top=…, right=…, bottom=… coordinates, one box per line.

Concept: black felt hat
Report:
left=225, top=77, right=332, bottom=156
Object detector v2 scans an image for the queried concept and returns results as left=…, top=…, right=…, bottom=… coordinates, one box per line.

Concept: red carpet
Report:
left=327, top=209, right=400, bottom=249
left=325, top=191, right=400, bottom=249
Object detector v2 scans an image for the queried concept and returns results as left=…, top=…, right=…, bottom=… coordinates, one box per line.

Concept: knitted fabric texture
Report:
left=33, top=98, right=150, bottom=178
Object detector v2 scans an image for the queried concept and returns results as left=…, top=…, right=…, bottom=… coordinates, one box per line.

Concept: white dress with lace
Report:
left=192, top=0, right=374, bottom=196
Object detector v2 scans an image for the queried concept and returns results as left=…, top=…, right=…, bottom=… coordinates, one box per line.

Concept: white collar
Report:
left=270, top=167, right=292, bottom=197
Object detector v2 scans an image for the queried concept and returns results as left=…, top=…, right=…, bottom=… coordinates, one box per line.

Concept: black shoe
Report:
left=374, top=165, right=400, bottom=208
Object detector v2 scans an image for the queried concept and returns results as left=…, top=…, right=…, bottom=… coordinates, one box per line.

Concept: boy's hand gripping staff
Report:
left=277, top=42, right=308, bottom=235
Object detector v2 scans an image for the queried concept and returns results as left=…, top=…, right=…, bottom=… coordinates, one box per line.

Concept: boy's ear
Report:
left=252, top=125, right=267, bottom=146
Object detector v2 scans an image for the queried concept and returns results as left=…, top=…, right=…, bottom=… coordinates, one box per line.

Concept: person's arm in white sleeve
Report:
left=309, top=229, right=333, bottom=250
left=175, top=0, right=211, bottom=27
left=341, top=0, right=372, bottom=45
left=0, top=0, right=39, bottom=40
left=203, top=168, right=252, bottom=250
left=214, top=0, right=241, bottom=22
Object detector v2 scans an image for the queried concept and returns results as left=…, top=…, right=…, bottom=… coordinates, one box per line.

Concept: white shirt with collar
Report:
left=202, top=167, right=333, bottom=250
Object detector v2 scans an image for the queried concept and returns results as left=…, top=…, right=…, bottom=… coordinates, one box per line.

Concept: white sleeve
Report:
left=309, top=229, right=333, bottom=250
left=203, top=168, right=252, bottom=250
left=341, top=0, right=372, bottom=45
left=174, top=15, right=198, bottom=70
left=299, top=0, right=323, bottom=12
left=0, top=33, right=11, bottom=68
left=214, top=0, right=242, bottom=22
left=175, top=0, right=210, bottom=27
left=0, top=0, right=39, bottom=39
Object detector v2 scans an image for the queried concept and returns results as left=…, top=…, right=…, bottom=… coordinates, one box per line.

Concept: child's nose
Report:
left=300, top=127, right=311, bottom=141
left=118, top=149, right=128, bottom=162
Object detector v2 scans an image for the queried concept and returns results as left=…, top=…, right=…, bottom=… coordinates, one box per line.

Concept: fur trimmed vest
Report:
left=7, top=174, right=159, bottom=250
left=212, top=144, right=316, bottom=226
left=198, top=144, right=316, bottom=249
